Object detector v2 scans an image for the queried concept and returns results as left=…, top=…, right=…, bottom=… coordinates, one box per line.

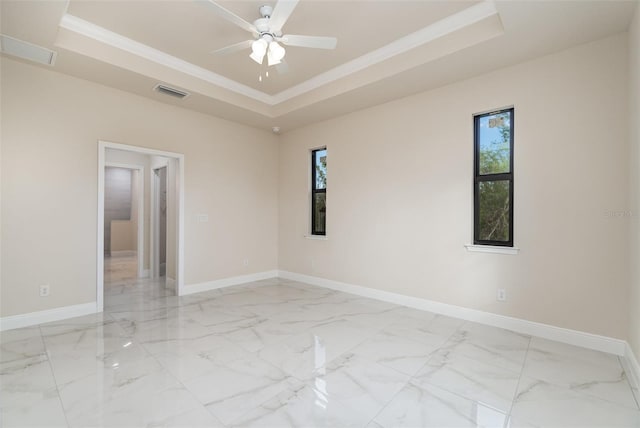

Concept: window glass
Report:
left=474, top=108, right=514, bottom=246
left=311, top=148, right=327, bottom=235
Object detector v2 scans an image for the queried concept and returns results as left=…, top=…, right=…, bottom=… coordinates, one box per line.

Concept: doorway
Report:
left=103, top=164, right=144, bottom=284
left=97, top=141, right=184, bottom=312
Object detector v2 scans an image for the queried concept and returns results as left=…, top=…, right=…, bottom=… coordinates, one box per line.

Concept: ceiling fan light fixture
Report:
left=250, top=38, right=268, bottom=63
left=267, top=49, right=281, bottom=66
left=249, top=50, right=265, bottom=64
left=209, top=1, right=338, bottom=71
left=269, top=41, right=286, bottom=61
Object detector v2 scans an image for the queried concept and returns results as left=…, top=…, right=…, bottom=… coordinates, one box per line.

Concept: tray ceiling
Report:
left=1, top=1, right=636, bottom=132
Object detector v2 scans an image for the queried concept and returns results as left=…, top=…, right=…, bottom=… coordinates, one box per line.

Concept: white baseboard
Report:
left=278, top=270, right=627, bottom=356
left=1, top=269, right=634, bottom=385
left=110, top=250, right=136, bottom=257
left=623, top=342, right=640, bottom=394
left=0, top=302, right=97, bottom=332
left=181, top=270, right=279, bottom=296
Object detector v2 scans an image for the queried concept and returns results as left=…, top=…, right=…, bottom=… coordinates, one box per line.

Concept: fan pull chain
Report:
left=258, top=68, right=270, bottom=83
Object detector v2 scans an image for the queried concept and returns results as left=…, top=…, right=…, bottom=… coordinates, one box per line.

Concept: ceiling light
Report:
left=250, top=50, right=265, bottom=64
left=249, top=37, right=285, bottom=67
left=269, top=41, right=285, bottom=62
left=267, top=49, right=281, bottom=66
left=250, top=38, right=268, bottom=64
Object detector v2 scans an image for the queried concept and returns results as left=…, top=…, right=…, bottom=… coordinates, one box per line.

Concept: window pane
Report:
left=314, top=149, right=327, bottom=189
left=478, top=112, right=511, bottom=175
left=313, top=192, right=326, bottom=234
left=478, top=180, right=510, bottom=242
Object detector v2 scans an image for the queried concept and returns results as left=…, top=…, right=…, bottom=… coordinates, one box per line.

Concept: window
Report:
left=474, top=108, right=514, bottom=246
left=311, top=148, right=327, bottom=235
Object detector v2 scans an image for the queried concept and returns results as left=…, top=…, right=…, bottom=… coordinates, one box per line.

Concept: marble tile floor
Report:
left=1, top=276, right=639, bottom=427
left=104, top=251, right=139, bottom=285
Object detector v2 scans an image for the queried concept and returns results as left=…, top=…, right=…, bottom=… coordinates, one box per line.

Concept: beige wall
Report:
left=0, top=57, right=279, bottom=317
left=279, top=34, right=630, bottom=339
left=103, top=166, right=133, bottom=254
left=629, top=5, right=640, bottom=358
left=0, top=29, right=634, bottom=345
left=110, top=220, right=135, bottom=251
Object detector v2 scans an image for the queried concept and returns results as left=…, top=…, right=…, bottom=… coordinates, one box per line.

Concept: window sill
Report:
left=305, top=235, right=328, bottom=241
left=464, top=244, right=520, bottom=255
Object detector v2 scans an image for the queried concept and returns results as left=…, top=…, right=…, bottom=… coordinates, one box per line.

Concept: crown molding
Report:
left=59, top=13, right=273, bottom=104
left=58, top=1, right=499, bottom=109
left=271, top=1, right=499, bottom=104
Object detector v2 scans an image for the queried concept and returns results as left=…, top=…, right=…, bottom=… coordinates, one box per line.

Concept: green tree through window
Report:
left=311, top=148, right=326, bottom=235
left=474, top=109, right=514, bottom=246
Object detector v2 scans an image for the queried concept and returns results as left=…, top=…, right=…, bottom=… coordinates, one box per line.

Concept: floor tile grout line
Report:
left=361, top=375, right=413, bottom=427
left=618, top=355, right=640, bottom=410
left=38, top=323, right=72, bottom=428
left=404, top=317, right=470, bottom=379
left=135, top=337, right=230, bottom=427
left=106, top=275, right=238, bottom=427
left=505, top=334, right=532, bottom=426
left=403, top=320, right=513, bottom=415
left=120, top=280, right=307, bottom=427
left=515, top=341, right=640, bottom=412
left=398, top=320, right=524, bottom=421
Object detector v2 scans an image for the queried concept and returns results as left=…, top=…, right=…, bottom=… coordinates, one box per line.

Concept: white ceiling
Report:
left=1, top=0, right=637, bottom=132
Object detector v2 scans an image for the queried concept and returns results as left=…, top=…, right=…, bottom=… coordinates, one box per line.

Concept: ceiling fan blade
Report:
left=269, top=0, right=299, bottom=32
left=211, top=39, right=253, bottom=55
left=279, top=34, right=337, bottom=50
left=202, top=0, right=256, bottom=33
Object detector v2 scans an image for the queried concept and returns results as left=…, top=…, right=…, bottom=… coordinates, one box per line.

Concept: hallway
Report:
left=103, top=251, right=138, bottom=286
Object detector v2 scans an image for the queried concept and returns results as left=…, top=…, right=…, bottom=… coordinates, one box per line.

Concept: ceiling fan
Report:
left=204, top=0, right=338, bottom=67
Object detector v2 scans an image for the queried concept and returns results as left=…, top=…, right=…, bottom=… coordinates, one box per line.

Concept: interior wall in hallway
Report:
left=106, top=149, right=151, bottom=269
left=103, top=167, right=132, bottom=255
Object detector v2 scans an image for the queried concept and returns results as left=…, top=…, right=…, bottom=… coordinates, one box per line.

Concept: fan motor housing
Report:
left=254, top=17, right=271, bottom=33
left=259, top=5, right=273, bottom=18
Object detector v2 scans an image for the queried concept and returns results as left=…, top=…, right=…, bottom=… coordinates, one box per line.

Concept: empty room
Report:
left=1, top=0, right=640, bottom=426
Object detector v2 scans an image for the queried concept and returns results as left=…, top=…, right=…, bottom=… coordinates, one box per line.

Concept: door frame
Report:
left=104, top=162, right=145, bottom=279
left=150, top=163, right=168, bottom=280
left=97, top=140, right=185, bottom=312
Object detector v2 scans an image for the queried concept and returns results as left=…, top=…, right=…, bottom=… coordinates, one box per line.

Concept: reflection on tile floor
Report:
left=1, top=273, right=639, bottom=426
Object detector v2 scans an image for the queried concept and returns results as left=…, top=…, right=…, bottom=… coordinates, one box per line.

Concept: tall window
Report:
left=311, top=148, right=327, bottom=235
left=474, top=108, right=514, bottom=246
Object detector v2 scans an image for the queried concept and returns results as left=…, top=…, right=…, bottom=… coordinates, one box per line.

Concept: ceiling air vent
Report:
left=0, top=34, right=57, bottom=66
left=154, top=84, right=190, bottom=100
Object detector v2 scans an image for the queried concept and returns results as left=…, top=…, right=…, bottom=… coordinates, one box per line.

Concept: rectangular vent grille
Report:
left=0, top=34, right=57, bottom=66
left=154, top=84, right=189, bottom=99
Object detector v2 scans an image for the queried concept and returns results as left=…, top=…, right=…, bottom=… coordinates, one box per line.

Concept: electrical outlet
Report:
left=40, top=284, right=50, bottom=297
left=497, top=288, right=506, bottom=302
left=243, top=258, right=249, bottom=267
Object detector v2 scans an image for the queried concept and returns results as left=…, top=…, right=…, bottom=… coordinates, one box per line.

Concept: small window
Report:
left=311, top=148, right=327, bottom=235
left=474, top=108, right=514, bottom=246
